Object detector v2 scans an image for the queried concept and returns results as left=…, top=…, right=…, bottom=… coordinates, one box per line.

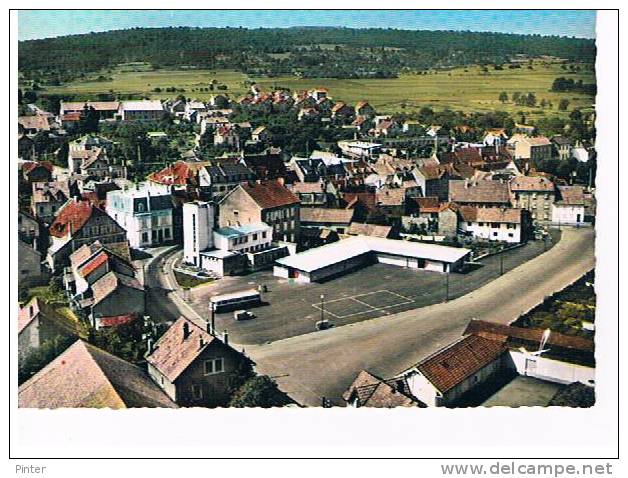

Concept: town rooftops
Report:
left=521, top=136, right=551, bottom=146
left=414, top=335, right=507, bottom=393
left=146, top=317, right=233, bottom=383
left=18, top=340, right=177, bottom=409
left=240, top=180, right=300, bottom=209
left=276, top=236, right=470, bottom=273
left=91, top=271, right=143, bottom=306
left=62, top=101, right=120, bottom=111
left=49, top=200, right=104, bottom=238
left=18, top=115, right=51, bottom=131
left=449, top=179, right=511, bottom=204
left=346, top=222, right=393, bottom=238
left=342, top=370, right=422, bottom=408
left=300, top=208, right=355, bottom=224
left=458, top=206, right=523, bottom=224
left=121, top=100, right=164, bottom=111
left=556, top=186, right=586, bottom=206
left=510, top=176, right=555, bottom=192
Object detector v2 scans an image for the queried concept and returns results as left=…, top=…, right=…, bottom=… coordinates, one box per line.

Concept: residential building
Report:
left=514, top=136, right=553, bottom=161
left=198, top=163, right=256, bottom=200
left=146, top=317, right=254, bottom=407
left=509, top=176, right=556, bottom=224
left=106, top=185, right=174, bottom=248
left=60, top=101, right=120, bottom=119
left=355, top=101, right=375, bottom=117
left=458, top=206, right=528, bottom=243
left=47, top=200, right=127, bottom=272
left=18, top=115, right=51, bottom=136
left=289, top=181, right=329, bottom=207
left=118, top=100, right=165, bottom=121
left=31, top=181, right=74, bottom=224
left=218, top=181, right=300, bottom=242
left=19, top=340, right=176, bottom=409
left=448, top=179, right=511, bottom=208
left=343, top=370, right=422, bottom=408
left=552, top=186, right=586, bottom=226
left=18, top=297, right=79, bottom=363
left=18, top=238, right=48, bottom=287
left=551, top=136, right=573, bottom=161
left=338, top=140, right=382, bottom=159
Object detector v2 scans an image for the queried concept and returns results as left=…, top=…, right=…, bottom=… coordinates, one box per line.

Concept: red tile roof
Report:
left=417, top=335, right=507, bottom=393
left=242, top=180, right=300, bottom=209
left=22, top=161, right=54, bottom=175
left=510, top=176, right=555, bottom=192
left=148, top=161, right=208, bottom=186
left=78, top=251, right=110, bottom=278
left=458, top=206, right=523, bottom=224
left=49, top=200, right=96, bottom=238
left=342, top=370, right=421, bottom=408
left=146, top=317, right=218, bottom=382
left=98, top=314, right=138, bottom=328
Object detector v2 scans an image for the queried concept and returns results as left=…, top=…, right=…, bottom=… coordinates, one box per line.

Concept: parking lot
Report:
left=187, top=232, right=560, bottom=345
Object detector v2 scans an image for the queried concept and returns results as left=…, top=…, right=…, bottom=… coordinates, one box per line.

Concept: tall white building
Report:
left=183, top=201, right=214, bottom=266
left=106, top=184, right=174, bottom=249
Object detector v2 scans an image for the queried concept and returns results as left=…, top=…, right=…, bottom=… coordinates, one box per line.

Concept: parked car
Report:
left=315, top=319, right=333, bottom=331
left=234, top=310, right=255, bottom=321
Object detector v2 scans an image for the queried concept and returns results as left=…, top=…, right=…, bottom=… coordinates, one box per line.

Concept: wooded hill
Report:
left=19, top=26, right=596, bottom=80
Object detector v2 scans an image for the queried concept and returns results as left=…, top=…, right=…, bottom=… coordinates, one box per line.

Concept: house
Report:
left=251, top=126, right=271, bottom=143
left=69, top=134, right=116, bottom=155
left=331, top=101, right=354, bottom=119
left=19, top=340, right=176, bottom=408
left=214, top=125, right=241, bottom=149
left=300, top=208, right=355, bottom=235
left=60, top=101, right=120, bottom=119
left=458, top=206, right=529, bottom=243
left=514, top=136, right=553, bottom=161
left=106, top=185, right=174, bottom=248
left=21, top=161, right=53, bottom=185
left=18, top=115, right=51, bottom=136
left=46, top=200, right=127, bottom=272
left=338, top=140, right=382, bottom=159
left=69, top=147, right=125, bottom=180
left=18, top=133, right=35, bottom=160
left=86, top=270, right=144, bottom=329
left=400, top=334, right=509, bottom=407
left=343, top=370, right=422, bottom=408
left=66, top=240, right=136, bottom=299
left=552, top=186, right=586, bottom=226
left=118, top=100, right=165, bottom=121
left=18, top=238, right=48, bottom=287
left=509, top=176, right=556, bottom=224
left=200, top=116, right=231, bottom=135
left=289, top=181, right=329, bottom=207
left=18, top=297, right=80, bottom=363
left=552, top=136, right=573, bottom=161
left=483, top=128, right=508, bottom=147
left=448, top=179, right=511, bottom=208
left=426, top=125, right=442, bottom=137
left=146, top=160, right=209, bottom=193
left=146, top=317, right=254, bottom=407
left=413, top=164, right=464, bottom=201
left=241, top=151, right=288, bottom=181
left=31, top=181, right=74, bottom=224
left=298, top=107, right=320, bottom=121
left=355, top=101, right=375, bottom=117
left=344, top=222, right=394, bottom=239
left=218, top=181, right=300, bottom=243
left=405, top=198, right=458, bottom=237
left=402, top=121, right=423, bottom=134
left=198, top=163, right=256, bottom=200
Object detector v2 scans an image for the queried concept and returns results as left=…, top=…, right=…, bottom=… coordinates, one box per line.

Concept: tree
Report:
left=525, top=92, right=537, bottom=107
left=498, top=91, right=508, bottom=103
left=79, top=105, right=100, bottom=134
left=558, top=99, right=570, bottom=111
left=229, top=375, right=293, bottom=408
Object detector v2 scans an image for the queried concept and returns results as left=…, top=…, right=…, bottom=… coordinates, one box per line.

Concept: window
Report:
left=204, top=358, right=224, bottom=375
left=191, top=384, right=203, bottom=399
left=253, top=234, right=258, bottom=240
left=262, top=231, right=267, bottom=239
left=478, top=222, right=485, bottom=227
left=164, top=228, right=170, bottom=238
left=491, top=223, right=499, bottom=229
left=508, top=233, right=514, bottom=238
left=492, top=232, right=498, bottom=237
left=142, top=232, right=149, bottom=242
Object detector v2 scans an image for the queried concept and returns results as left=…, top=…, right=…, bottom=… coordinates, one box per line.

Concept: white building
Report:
left=274, top=236, right=471, bottom=283
left=337, top=140, right=382, bottom=159
left=213, top=223, right=273, bottom=254
left=183, top=201, right=215, bottom=267
left=458, top=206, right=526, bottom=243
left=106, top=184, right=174, bottom=248
left=551, top=186, right=586, bottom=226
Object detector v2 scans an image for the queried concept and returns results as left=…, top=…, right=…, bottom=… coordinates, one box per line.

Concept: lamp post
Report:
left=500, top=251, right=504, bottom=276
left=320, top=294, right=325, bottom=322
left=209, top=301, right=216, bottom=336
left=445, top=274, right=449, bottom=302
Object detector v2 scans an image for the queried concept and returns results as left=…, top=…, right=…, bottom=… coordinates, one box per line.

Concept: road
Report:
left=245, top=227, right=595, bottom=406
left=145, top=228, right=594, bottom=407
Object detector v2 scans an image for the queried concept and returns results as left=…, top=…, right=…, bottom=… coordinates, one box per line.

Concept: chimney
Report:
left=199, top=337, right=205, bottom=349
left=206, top=320, right=213, bottom=335
left=222, top=330, right=229, bottom=346
left=182, top=322, right=190, bottom=340
left=147, top=338, right=153, bottom=355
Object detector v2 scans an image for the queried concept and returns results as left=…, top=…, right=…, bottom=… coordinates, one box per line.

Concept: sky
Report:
left=18, top=10, right=596, bottom=41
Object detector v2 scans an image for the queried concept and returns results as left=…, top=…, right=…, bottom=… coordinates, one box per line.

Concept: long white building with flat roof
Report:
left=274, top=236, right=471, bottom=283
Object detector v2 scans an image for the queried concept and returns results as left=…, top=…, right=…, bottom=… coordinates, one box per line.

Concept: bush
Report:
left=229, top=375, right=293, bottom=408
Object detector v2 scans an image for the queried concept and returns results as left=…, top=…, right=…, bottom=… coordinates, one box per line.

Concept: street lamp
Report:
left=320, top=294, right=325, bottom=322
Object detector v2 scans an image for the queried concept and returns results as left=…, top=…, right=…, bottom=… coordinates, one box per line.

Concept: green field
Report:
left=42, top=61, right=595, bottom=118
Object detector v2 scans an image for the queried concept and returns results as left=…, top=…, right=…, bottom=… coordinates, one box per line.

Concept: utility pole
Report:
left=445, top=273, right=450, bottom=302
left=320, top=294, right=325, bottom=322
left=209, top=301, right=216, bottom=336
left=500, top=252, right=504, bottom=276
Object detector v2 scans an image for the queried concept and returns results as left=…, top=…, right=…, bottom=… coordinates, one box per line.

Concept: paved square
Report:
left=312, top=290, right=414, bottom=319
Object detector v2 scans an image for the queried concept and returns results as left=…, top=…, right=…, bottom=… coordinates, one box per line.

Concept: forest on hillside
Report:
left=19, top=26, right=596, bottom=81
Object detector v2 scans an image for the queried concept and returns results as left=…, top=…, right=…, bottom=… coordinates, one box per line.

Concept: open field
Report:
left=44, top=66, right=250, bottom=100
left=41, top=61, right=595, bottom=119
